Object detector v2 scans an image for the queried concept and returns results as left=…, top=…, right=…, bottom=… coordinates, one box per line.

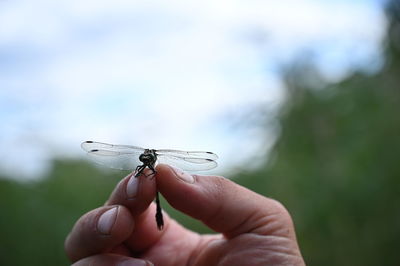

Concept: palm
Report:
left=137, top=220, right=297, bottom=266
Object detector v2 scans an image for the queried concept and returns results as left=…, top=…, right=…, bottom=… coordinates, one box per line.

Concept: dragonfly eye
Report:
left=139, top=153, right=156, bottom=163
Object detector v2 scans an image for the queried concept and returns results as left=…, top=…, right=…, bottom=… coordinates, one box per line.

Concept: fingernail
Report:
left=126, top=173, right=139, bottom=198
left=118, top=259, right=154, bottom=266
left=170, top=166, right=195, bottom=183
left=97, top=206, right=118, bottom=235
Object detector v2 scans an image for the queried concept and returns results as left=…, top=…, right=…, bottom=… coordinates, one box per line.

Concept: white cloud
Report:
left=0, top=0, right=386, bottom=179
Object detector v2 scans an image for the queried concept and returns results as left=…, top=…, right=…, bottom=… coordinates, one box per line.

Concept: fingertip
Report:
left=154, top=164, right=173, bottom=178
left=157, top=164, right=196, bottom=184
left=106, top=171, right=156, bottom=216
left=154, top=164, right=218, bottom=221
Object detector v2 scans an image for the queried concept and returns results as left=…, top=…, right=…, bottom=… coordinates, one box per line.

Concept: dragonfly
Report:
left=81, top=140, right=218, bottom=230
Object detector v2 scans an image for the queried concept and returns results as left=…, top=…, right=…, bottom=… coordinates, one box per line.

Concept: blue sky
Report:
left=0, top=0, right=387, bottom=179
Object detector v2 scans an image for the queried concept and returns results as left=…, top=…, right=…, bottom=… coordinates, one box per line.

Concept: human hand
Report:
left=65, top=164, right=305, bottom=266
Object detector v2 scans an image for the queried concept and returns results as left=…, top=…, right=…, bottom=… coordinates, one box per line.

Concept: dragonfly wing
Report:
left=86, top=150, right=142, bottom=170
left=156, top=149, right=218, bottom=160
left=157, top=154, right=217, bottom=171
left=81, top=141, right=144, bottom=170
left=81, top=141, right=218, bottom=171
left=81, top=141, right=145, bottom=153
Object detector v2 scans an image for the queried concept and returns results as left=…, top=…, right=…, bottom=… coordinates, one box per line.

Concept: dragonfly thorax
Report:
left=139, top=149, right=157, bottom=165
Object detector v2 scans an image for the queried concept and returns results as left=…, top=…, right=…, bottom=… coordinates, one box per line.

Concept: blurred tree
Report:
left=0, top=161, right=122, bottom=265
left=236, top=1, right=400, bottom=265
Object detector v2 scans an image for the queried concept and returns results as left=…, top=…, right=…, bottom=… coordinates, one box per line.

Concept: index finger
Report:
left=156, top=164, right=298, bottom=240
left=106, top=170, right=157, bottom=216
left=105, top=169, right=169, bottom=252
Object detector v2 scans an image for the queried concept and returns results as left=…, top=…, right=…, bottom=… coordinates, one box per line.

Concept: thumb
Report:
left=155, top=164, right=297, bottom=240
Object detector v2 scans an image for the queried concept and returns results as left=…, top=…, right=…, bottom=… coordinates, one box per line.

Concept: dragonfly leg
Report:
left=145, top=164, right=157, bottom=179
left=134, top=164, right=145, bottom=177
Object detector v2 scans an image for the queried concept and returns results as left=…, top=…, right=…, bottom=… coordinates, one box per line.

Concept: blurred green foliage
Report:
left=1, top=2, right=400, bottom=266
left=236, top=3, right=400, bottom=265
left=0, top=161, right=123, bottom=265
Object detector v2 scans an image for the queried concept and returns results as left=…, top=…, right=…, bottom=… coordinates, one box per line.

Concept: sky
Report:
left=0, top=0, right=387, bottom=179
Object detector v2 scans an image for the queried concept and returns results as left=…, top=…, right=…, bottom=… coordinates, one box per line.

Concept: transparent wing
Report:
left=81, top=141, right=145, bottom=153
left=155, top=149, right=218, bottom=160
left=81, top=141, right=143, bottom=170
left=157, top=154, right=217, bottom=171
left=86, top=151, right=142, bottom=170
left=81, top=141, right=218, bottom=171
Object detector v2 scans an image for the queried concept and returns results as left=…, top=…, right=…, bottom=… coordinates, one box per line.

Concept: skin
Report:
left=65, top=164, right=305, bottom=266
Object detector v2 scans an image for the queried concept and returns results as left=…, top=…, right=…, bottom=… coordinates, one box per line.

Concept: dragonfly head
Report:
left=139, top=150, right=157, bottom=165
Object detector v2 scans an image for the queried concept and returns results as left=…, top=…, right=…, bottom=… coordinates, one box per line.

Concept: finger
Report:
left=65, top=205, right=134, bottom=262
left=72, top=254, right=153, bottom=266
left=105, top=170, right=176, bottom=252
left=106, top=170, right=157, bottom=217
left=155, top=164, right=297, bottom=240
